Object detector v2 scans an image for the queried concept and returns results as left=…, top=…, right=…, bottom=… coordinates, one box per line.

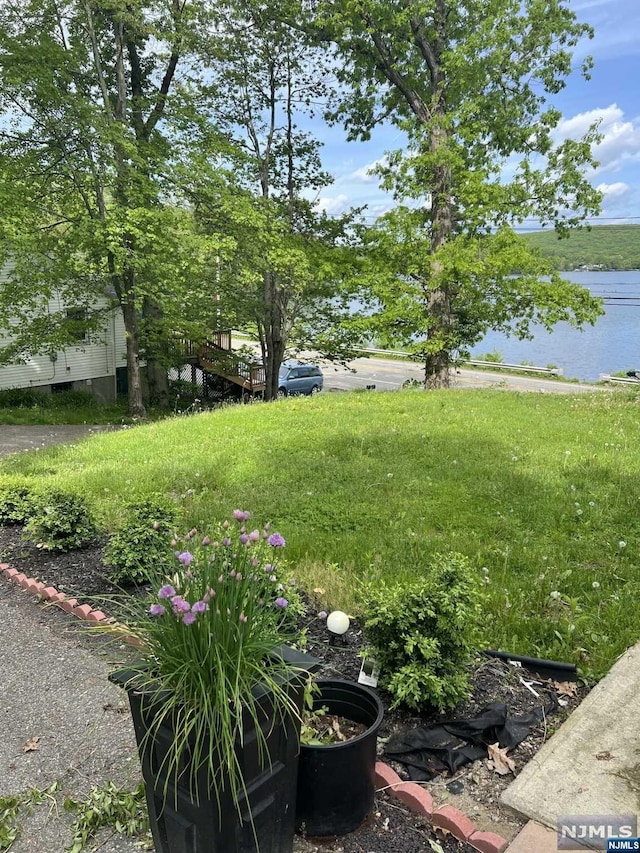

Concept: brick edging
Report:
left=1, top=563, right=508, bottom=853
left=0, top=562, right=143, bottom=646
left=375, top=761, right=508, bottom=853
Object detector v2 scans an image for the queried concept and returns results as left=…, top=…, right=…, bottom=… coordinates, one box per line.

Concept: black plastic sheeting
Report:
left=383, top=698, right=557, bottom=781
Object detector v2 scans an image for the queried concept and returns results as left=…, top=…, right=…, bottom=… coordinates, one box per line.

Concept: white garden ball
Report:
left=326, top=610, right=350, bottom=635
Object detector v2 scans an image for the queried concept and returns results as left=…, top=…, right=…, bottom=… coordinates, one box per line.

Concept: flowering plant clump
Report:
left=117, top=510, right=306, bottom=816
left=140, top=511, right=300, bottom=653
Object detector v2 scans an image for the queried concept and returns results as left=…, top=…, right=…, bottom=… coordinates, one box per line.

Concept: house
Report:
left=0, top=291, right=128, bottom=403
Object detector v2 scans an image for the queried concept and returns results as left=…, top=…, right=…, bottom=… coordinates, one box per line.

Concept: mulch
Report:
left=0, top=523, right=590, bottom=853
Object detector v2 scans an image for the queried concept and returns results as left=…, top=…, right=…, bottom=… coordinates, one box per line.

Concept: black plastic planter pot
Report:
left=110, top=646, right=319, bottom=853
left=295, top=679, right=384, bottom=837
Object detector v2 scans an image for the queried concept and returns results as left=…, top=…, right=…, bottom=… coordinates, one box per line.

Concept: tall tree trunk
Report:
left=121, top=290, right=146, bottom=419
left=425, top=124, right=453, bottom=389
left=143, top=297, right=170, bottom=408
left=423, top=2, right=452, bottom=389
left=262, top=271, right=286, bottom=401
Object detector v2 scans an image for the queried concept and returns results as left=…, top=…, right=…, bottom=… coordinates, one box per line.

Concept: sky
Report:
left=311, top=0, right=640, bottom=229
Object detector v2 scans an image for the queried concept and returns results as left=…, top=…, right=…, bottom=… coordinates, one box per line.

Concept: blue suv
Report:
left=278, top=362, right=324, bottom=396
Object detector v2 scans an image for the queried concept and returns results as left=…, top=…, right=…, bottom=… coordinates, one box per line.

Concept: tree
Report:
left=192, top=0, right=362, bottom=400
left=0, top=0, right=222, bottom=416
left=315, top=0, right=603, bottom=386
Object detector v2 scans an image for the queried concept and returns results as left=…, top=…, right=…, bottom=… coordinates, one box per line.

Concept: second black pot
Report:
left=295, top=679, right=384, bottom=837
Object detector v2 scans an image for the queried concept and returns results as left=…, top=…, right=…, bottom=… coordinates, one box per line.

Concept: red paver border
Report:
left=0, top=563, right=509, bottom=853
left=374, top=762, right=508, bottom=852
left=1, top=563, right=142, bottom=646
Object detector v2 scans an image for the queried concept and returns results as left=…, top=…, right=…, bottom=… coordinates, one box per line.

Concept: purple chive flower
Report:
left=239, top=533, right=249, bottom=545
left=178, top=551, right=194, bottom=566
left=275, top=597, right=289, bottom=608
left=192, top=600, right=208, bottom=613
left=183, top=612, right=196, bottom=625
left=317, top=610, right=328, bottom=620
left=239, top=613, right=248, bottom=623
left=233, top=509, right=251, bottom=522
left=158, top=584, right=176, bottom=599
left=149, top=603, right=166, bottom=617
left=268, top=533, right=286, bottom=548
left=249, top=529, right=260, bottom=542
left=172, top=596, right=191, bottom=613
left=222, top=537, right=231, bottom=547
left=264, top=564, right=272, bottom=572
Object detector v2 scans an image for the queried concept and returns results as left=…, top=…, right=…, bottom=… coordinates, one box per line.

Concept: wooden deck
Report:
left=173, top=331, right=266, bottom=395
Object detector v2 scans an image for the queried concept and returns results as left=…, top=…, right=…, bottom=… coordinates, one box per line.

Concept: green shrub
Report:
left=0, top=388, right=49, bottom=408
left=25, top=489, right=98, bottom=551
left=0, top=478, right=34, bottom=524
left=104, top=495, right=179, bottom=585
left=479, top=350, right=503, bottom=363
left=362, top=553, right=485, bottom=712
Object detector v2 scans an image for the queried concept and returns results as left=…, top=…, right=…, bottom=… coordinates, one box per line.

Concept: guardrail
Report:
left=599, top=374, right=640, bottom=385
left=360, top=348, right=563, bottom=376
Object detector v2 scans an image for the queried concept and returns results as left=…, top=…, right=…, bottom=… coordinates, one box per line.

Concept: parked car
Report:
left=278, top=362, right=323, bottom=396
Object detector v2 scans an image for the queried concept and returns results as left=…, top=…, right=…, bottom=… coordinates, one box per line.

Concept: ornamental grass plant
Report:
left=112, top=509, right=307, bottom=825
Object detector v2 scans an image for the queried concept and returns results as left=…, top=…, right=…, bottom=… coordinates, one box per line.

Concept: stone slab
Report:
left=501, top=641, right=640, bottom=830
left=505, top=821, right=558, bottom=853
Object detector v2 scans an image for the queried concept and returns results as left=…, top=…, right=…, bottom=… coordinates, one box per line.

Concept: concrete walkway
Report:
left=502, top=642, right=640, bottom=850
left=0, top=583, right=144, bottom=852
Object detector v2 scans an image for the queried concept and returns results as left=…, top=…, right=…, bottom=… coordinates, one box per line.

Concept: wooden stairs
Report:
left=175, top=331, right=266, bottom=398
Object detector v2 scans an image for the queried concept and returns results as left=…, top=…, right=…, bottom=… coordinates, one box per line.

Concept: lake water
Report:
left=469, top=271, right=640, bottom=382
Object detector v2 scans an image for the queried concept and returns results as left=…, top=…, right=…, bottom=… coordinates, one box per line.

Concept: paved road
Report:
left=322, top=356, right=605, bottom=395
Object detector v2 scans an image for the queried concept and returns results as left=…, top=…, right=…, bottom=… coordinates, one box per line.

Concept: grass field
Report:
left=3, top=388, right=639, bottom=679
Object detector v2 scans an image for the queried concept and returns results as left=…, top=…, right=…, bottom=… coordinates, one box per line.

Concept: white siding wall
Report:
left=0, top=292, right=127, bottom=391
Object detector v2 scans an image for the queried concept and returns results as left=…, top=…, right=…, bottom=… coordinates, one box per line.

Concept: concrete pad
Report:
left=501, top=641, right=640, bottom=831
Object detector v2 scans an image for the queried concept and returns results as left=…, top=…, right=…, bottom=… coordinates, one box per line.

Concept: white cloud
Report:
left=315, top=194, right=349, bottom=215
left=349, top=157, right=387, bottom=183
left=595, top=181, right=629, bottom=199
left=555, top=104, right=640, bottom=174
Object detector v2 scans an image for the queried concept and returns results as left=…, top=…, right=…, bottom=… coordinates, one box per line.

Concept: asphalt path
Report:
left=322, top=356, right=606, bottom=395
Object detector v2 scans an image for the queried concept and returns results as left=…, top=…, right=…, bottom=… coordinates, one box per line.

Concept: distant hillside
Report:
left=524, top=224, right=640, bottom=271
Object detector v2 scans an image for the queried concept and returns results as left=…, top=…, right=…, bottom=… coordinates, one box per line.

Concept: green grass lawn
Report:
left=3, top=388, right=639, bottom=679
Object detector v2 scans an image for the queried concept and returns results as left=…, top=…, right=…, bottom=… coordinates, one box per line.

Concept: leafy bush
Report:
left=25, top=489, right=98, bottom=551
left=362, top=553, right=485, bottom=712
left=0, top=388, right=49, bottom=408
left=104, top=495, right=179, bottom=585
left=0, top=388, right=98, bottom=409
left=0, top=478, right=34, bottom=524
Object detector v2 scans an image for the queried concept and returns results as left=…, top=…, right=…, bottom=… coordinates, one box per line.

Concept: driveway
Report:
left=0, top=425, right=115, bottom=458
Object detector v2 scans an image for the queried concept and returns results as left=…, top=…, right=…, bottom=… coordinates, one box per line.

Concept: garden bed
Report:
left=0, top=524, right=589, bottom=852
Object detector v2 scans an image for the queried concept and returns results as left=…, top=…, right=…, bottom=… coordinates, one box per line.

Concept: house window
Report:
left=66, top=308, right=88, bottom=344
